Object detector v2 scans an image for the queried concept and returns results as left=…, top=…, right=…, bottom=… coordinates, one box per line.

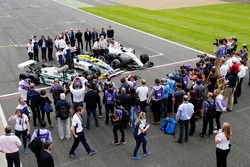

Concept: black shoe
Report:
left=176, top=140, right=182, bottom=144
left=199, top=133, right=205, bottom=138
left=84, top=126, right=90, bottom=129
left=189, top=132, right=193, bottom=136
left=184, top=138, right=188, bottom=143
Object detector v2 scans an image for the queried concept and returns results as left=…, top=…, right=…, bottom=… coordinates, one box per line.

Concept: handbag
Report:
left=44, top=98, right=53, bottom=113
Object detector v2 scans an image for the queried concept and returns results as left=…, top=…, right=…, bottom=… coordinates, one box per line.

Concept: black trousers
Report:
left=30, top=106, right=41, bottom=126
left=28, top=52, right=33, bottom=60
left=6, top=151, right=20, bottom=167
left=236, top=78, right=243, bottom=97
left=48, top=47, right=53, bottom=61
left=152, top=100, right=162, bottom=123
left=85, top=41, right=92, bottom=51
left=201, top=116, right=213, bottom=136
left=71, top=40, right=75, bottom=47
left=178, top=119, right=189, bottom=142
left=139, top=100, right=147, bottom=113
left=189, top=114, right=196, bottom=134
left=34, top=49, right=39, bottom=61
left=77, top=40, right=83, bottom=51
left=215, top=111, right=222, bottom=130
left=167, top=94, right=173, bottom=113
left=113, top=122, right=125, bottom=143
left=69, top=131, right=91, bottom=154
left=105, top=104, right=114, bottom=125
left=41, top=47, right=47, bottom=60
left=15, top=129, right=27, bottom=148
left=41, top=107, right=52, bottom=125
left=216, top=148, right=230, bottom=167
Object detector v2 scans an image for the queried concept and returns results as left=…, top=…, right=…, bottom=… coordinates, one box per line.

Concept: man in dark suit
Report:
left=91, top=27, right=99, bottom=45
left=107, top=25, right=114, bottom=39
left=38, top=35, right=47, bottom=61
left=47, top=35, right=53, bottom=61
left=84, top=28, right=92, bottom=51
left=75, top=29, right=83, bottom=51
left=38, top=142, right=54, bottom=167
left=69, top=28, right=76, bottom=47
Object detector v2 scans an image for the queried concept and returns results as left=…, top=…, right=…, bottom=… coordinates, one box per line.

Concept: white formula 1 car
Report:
left=18, top=60, right=81, bottom=85
left=73, top=54, right=124, bottom=78
left=98, top=40, right=154, bottom=70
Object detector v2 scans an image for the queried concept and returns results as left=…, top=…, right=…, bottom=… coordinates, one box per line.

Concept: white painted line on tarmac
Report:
left=8, top=38, right=17, bottom=47
left=0, top=104, right=7, bottom=127
left=122, top=57, right=199, bottom=75
left=52, top=0, right=213, bottom=57
left=0, top=86, right=50, bottom=100
left=149, top=53, right=164, bottom=58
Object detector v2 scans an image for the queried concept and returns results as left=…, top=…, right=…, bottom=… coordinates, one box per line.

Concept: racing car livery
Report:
left=98, top=40, right=154, bottom=70
left=18, top=60, right=80, bottom=85
left=73, top=54, right=124, bottom=78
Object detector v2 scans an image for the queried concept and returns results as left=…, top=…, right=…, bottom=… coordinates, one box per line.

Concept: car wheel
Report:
left=140, top=54, right=149, bottom=64
left=111, top=59, right=121, bottom=69
left=98, top=56, right=106, bottom=62
left=29, top=74, right=40, bottom=85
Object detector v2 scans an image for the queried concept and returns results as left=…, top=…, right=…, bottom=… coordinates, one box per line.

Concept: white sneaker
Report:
left=213, top=130, right=218, bottom=134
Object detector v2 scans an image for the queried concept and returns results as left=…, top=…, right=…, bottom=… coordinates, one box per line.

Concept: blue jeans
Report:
left=133, top=135, right=147, bottom=156
left=178, top=119, right=189, bottom=142
left=86, top=108, right=99, bottom=128
left=130, top=106, right=138, bottom=126
left=15, top=129, right=27, bottom=149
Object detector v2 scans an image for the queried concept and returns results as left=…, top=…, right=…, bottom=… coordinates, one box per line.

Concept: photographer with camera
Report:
left=69, top=77, right=86, bottom=111
left=111, top=100, right=127, bottom=145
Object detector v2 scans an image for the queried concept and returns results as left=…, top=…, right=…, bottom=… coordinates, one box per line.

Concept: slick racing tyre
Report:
left=29, top=74, right=40, bottom=85
left=111, top=59, right=121, bottom=69
left=140, top=54, right=149, bottom=64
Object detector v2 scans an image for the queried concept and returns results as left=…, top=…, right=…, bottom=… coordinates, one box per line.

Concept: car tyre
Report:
left=98, top=56, right=106, bottom=62
left=111, top=59, right=121, bottom=69
left=140, top=54, right=149, bottom=64
left=29, top=74, right=39, bottom=85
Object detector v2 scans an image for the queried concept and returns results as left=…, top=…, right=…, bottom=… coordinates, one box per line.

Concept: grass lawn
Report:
left=81, top=3, right=250, bottom=54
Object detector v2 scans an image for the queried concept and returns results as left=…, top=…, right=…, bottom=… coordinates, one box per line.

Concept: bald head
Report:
left=141, top=79, right=146, bottom=85
left=183, top=95, right=188, bottom=101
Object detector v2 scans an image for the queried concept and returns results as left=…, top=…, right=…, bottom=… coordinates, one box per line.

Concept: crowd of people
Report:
left=26, top=26, right=115, bottom=67
left=0, top=34, right=249, bottom=167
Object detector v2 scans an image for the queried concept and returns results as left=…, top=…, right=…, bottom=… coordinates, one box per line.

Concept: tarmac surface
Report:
left=0, top=0, right=250, bottom=167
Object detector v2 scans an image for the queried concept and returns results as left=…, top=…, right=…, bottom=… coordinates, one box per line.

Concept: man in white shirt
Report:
left=69, top=77, right=86, bottom=111
left=220, top=59, right=229, bottom=77
left=236, top=60, right=248, bottom=97
left=69, top=107, right=96, bottom=158
left=93, top=38, right=100, bottom=58
left=26, top=39, right=34, bottom=60
left=136, top=79, right=148, bottom=112
left=0, top=125, right=22, bottom=167
left=58, top=36, right=67, bottom=50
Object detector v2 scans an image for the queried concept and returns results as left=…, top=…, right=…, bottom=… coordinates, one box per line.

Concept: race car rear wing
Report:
left=18, top=60, right=37, bottom=70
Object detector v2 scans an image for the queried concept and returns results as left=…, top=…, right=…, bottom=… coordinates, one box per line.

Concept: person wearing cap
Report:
left=27, top=83, right=41, bottom=126
left=166, top=74, right=176, bottom=114
left=55, top=93, right=72, bottom=140
left=70, top=77, right=86, bottom=111
left=150, top=79, right=164, bottom=125
left=136, top=79, right=148, bottom=113
left=176, top=95, right=194, bottom=143
left=84, top=83, right=100, bottom=129
left=0, top=125, right=22, bottom=167
left=8, top=109, right=30, bottom=155
left=84, top=28, right=92, bottom=51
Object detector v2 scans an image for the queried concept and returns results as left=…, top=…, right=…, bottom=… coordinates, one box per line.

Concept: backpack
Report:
left=105, top=90, right=115, bottom=104
left=160, top=118, right=177, bottom=135
left=153, top=86, right=164, bottom=100
left=44, top=98, right=53, bottom=113
left=28, top=129, right=43, bottom=154
left=116, top=107, right=128, bottom=122
left=58, top=102, right=69, bottom=120
left=206, top=100, right=216, bottom=118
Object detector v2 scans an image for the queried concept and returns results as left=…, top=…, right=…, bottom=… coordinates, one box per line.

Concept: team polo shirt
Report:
left=72, top=114, right=83, bottom=133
